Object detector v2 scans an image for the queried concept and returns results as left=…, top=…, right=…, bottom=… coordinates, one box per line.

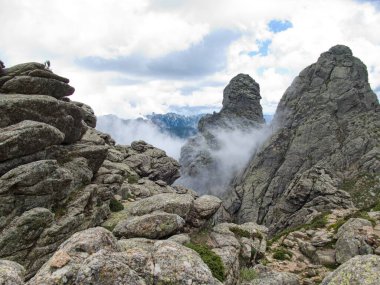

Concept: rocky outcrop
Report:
left=27, top=227, right=223, bottom=285
left=177, top=74, right=265, bottom=195
left=0, top=260, right=25, bottom=285
left=0, top=94, right=87, bottom=144
left=335, top=218, right=374, bottom=263
left=0, top=62, right=74, bottom=98
left=198, top=74, right=264, bottom=134
left=261, top=208, right=380, bottom=284
left=223, top=45, right=379, bottom=235
left=321, top=255, right=380, bottom=285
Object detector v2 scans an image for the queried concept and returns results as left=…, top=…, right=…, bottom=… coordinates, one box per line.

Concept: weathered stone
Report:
left=0, top=94, right=86, bottom=143
left=1, top=76, right=74, bottom=98
left=127, top=193, right=194, bottom=219
left=28, top=227, right=120, bottom=284
left=243, top=265, right=300, bottom=285
left=0, top=63, right=45, bottom=78
left=193, top=195, right=222, bottom=218
left=74, top=250, right=146, bottom=285
left=335, top=218, right=373, bottom=264
left=153, top=240, right=222, bottom=285
left=30, top=228, right=222, bottom=285
left=223, top=45, right=379, bottom=235
left=321, top=255, right=380, bottom=285
left=315, top=249, right=336, bottom=267
left=27, top=69, right=70, bottom=83
left=113, top=212, right=185, bottom=239
left=0, top=120, right=64, bottom=162
left=49, top=250, right=71, bottom=269
left=0, top=208, right=54, bottom=257
left=125, top=140, right=180, bottom=184
left=70, top=101, right=96, bottom=127
left=0, top=260, right=25, bottom=285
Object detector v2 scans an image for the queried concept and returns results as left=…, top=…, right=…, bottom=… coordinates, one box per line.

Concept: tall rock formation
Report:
left=0, top=62, right=181, bottom=278
left=223, top=45, right=379, bottom=235
left=177, top=74, right=265, bottom=195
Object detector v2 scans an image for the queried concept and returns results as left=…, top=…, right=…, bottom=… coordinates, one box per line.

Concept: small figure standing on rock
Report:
left=44, top=60, right=51, bottom=70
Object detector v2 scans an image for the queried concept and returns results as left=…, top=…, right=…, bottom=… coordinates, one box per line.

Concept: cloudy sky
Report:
left=1, top=0, right=379, bottom=118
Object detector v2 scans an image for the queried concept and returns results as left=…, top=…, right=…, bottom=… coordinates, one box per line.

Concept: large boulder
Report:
left=0, top=62, right=74, bottom=98
left=0, top=120, right=64, bottom=162
left=113, top=212, right=185, bottom=239
left=321, top=255, right=380, bottom=285
left=223, top=45, right=379, bottom=235
left=243, top=265, right=300, bottom=285
left=127, top=193, right=194, bottom=219
left=29, top=228, right=222, bottom=285
left=335, top=218, right=374, bottom=263
left=125, top=140, right=180, bottom=184
left=0, top=260, right=25, bottom=285
left=0, top=94, right=86, bottom=144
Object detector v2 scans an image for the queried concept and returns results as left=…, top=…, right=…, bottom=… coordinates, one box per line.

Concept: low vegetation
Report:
left=240, top=267, right=258, bottom=281
left=272, top=247, right=293, bottom=261
left=230, top=226, right=251, bottom=238
left=268, top=212, right=330, bottom=246
left=109, top=197, right=124, bottom=212
left=185, top=242, right=225, bottom=282
left=127, top=174, right=139, bottom=184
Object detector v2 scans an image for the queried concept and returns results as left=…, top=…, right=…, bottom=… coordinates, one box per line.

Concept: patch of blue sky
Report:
left=247, top=39, right=272, bottom=57
left=268, top=19, right=293, bottom=33
left=355, top=0, right=380, bottom=9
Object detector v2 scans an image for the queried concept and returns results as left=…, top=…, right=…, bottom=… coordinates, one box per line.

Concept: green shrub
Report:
left=373, top=200, right=380, bottom=211
left=230, top=226, right=251, bottom=238
left=308, top=212, right=330, bottom=229
left=185, top=242, right=225, bottom=282
left=109, top=198, right=124, bottom=212
left=127, top=174, right=139, bottom=184
left=328, top=219, right=346, bottom=233
left=272, top=247, right=293, bottom=261
left=240, top=267, right=258, bottom=281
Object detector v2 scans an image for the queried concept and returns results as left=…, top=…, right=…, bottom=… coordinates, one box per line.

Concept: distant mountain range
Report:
left=146, top=113, right=204, bottom=138
left=98, top=112, right=273, bottom=140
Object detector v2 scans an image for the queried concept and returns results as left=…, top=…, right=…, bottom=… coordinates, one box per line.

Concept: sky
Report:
left=1, top=0, right=380, bottom=118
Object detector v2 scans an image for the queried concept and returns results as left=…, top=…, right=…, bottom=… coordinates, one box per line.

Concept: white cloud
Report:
left=0, top=0, right=379, bottom=118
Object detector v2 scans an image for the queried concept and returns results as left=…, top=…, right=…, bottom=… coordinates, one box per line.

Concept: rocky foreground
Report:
left=0, top=45, right=380, bottom=285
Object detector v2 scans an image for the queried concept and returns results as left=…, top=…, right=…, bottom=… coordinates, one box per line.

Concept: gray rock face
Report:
left=223, top=45, right=379, bottom=235
left=126, top=140, right=180, bottom=184
left=0, top=260, right=25, bottom=285
left=335, top=218, right=373, bottom=264
left=0, top=120, right=64, bottom=162
left=244, top=265, right=300, bottom=285
left=178, top=74, right=265, bottom=195
left=321, top=255, right=380, bottom=285
left=127, top=193, right=194, bottom=219
left=29, top=228, right=222, bottom=285
left=0, top=94, right=86, bottom=144
left=198, top=74, right=264, bottom=134
left=70, top=101, right=97, bottom=128
left=113, top=212, right=185, bottom=239
left=0, top=62, right=74, bottom=98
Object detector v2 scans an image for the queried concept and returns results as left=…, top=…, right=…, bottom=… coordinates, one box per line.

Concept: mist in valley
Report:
left=175, top=123, right=274, bottom=196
